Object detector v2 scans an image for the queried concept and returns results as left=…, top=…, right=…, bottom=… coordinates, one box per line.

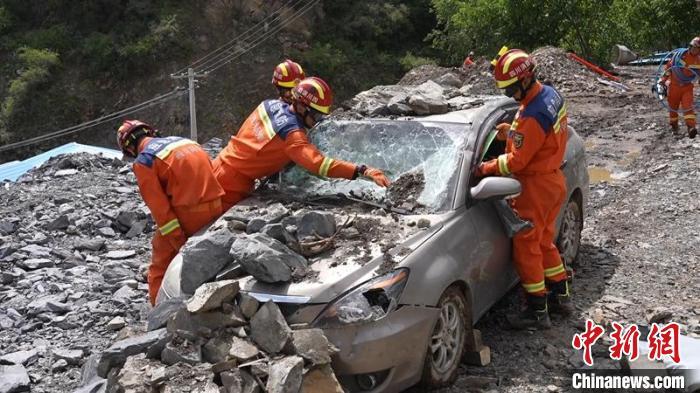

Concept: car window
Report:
left=280, top=120, right=471, bottom=213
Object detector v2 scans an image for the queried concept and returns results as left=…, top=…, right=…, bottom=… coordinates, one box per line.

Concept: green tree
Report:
left=0, top=47, right=60, bottom=143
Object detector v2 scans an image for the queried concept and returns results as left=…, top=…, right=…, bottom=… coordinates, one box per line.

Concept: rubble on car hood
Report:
left=177, top=193, right=443, bottom=303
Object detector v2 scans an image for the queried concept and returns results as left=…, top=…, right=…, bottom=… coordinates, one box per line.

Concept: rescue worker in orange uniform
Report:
left=475, top=49, right=571, bottom=329
left=659, top=37, right=700, bottom=139
left=272, top=59, right=305, bottom=104
left=117, top=120, right=224, bottom=305
left=463, top=51, right=475, bottom=69
left=213, top=77, right=391, bottom=211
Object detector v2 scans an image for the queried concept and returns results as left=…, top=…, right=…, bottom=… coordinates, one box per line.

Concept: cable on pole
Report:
left=0, top=88, right=187, bottom=152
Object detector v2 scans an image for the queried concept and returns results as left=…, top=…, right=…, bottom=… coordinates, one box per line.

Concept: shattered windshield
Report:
left=280, top=120, right=469, bottom=213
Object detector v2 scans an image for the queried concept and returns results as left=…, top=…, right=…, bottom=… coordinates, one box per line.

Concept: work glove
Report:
left=653, top=79, right=667, bottom=99
left=363, top=167, right=391, bottom=187
left=166, top=227, right=188, bottom=251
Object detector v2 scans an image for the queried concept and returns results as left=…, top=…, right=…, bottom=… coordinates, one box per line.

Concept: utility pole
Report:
left=171, top=68, right=207, bottom=142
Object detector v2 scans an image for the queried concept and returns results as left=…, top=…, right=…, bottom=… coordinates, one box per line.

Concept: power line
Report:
left=0, top=88, right=186, bottom=152
left=172, top=0, right=305, bottom=76
left=201, top=0, right=320, bottom=75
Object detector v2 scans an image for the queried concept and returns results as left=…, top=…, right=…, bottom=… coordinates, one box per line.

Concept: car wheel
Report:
left=420, top=286, right=468, bottom=389
left=557, top=196, right=582, bottom=267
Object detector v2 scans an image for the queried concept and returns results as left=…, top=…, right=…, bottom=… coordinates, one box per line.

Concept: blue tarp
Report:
left=0, top=142, right=122, bottom=182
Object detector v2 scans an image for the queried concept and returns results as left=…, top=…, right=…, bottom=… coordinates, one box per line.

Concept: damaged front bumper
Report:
left=320, top=305, right=439, bottom=393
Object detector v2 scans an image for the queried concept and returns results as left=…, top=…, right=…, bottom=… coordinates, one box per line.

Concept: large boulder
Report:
left=0, top=364, right=30, bottom=393
left=285, top=329, right=332, bottom=366
left=186, top=280, right=239, bottom=314
left=96, top=328, right=171, bottom=378
left=296, top=212, right=336, bottom=239
left=250, top=302, right=291, bottom=354
left=301, top=365, right=344, bottom=393
left=230, top=233, right=307, bottom=283
left=180, top=229, right=236, bottom=294
left=407, top=80, right=449, bottom=115
left=266, top=356, right=303, bottom=393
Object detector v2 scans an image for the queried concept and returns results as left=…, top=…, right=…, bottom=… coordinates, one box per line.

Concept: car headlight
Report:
left=314, top=269, right=409, bottom=328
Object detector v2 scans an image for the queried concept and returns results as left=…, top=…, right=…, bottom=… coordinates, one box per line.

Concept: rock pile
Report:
left=531, top=46, right=621, bottom=94
left=77, top=280, right=342, bottom=393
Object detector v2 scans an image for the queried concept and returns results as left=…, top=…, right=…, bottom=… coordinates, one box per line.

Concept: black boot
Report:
left=507, top=294, right=551, bottom=330
left=548, top=280, right=575, bottom=316
left=688, top=127, right=697, bottom=139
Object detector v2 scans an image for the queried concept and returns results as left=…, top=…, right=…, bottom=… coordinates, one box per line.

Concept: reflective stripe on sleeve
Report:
left=497, top=154, right=510, bottom=175
left=319, top=157, right=334, bottom=177
left=159, top=219, right=180, bottom=235
left=155, top=140, right=197, bottom=160
left=553, top=103, right=567, bottom=133
left=257, top=104, right=277, bottom=140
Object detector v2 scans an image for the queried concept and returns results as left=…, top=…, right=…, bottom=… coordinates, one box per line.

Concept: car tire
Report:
left=557, top=196, right=583, bottom=267
left=419, top=286, right=468, bottom=390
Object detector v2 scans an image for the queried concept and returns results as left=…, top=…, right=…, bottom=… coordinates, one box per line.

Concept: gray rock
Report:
left=71, top=378, right=106, bottom=393
left=53, top=348, right=84, bottom=365
left=96, top=328, right=171, bottom=378
left=112, top=285, right=138, bottom=303
left=104, top=250, right=136, bottom=260
left=51, top=359, right=69, bottom=372
left=55, top=169, right=78, bottom=177
left=297, top=211, right=336, bottom=238
left=97, top=227, right=116, bottom=237
left=250, top=301, right=291, bottom=354
left=202, top=333, right=234, bottom=364
left=114, top=354, right=161, bottom=392
left=47, top=215, right=70, bottom=230
left=240, top=370, right=260, bottom=393
left=286, top=329, right=332, bottom=366
left=20, top=244, right=51, bottom=258
left=407, top=80, right=449, bottom=115
left=433, top=73, right=462, bottom=88
left=160, top=341, right=202, bottom=366
left=125, top=220, right=146, bottom=238
left=228, top=220, right=248, bottom=232
left=246, top=218, right=267, bottom=234
left=266, top=356, right=303, bottom=393
left=260, top=223, right=297, bottom=247
left=0, top=349, right=39, bottom=366
left=186, top=280, right=239, bottom=314
left=221, top=370, right=243, bottom=393
left=417, top=218, right=431, bottom=228
left=300, top=365, right=343, bottom=393
left=387, top=94, right=413, bottom=115
left=228, top=337, right=259, bottom=362
left=75, top=238, right=106, bottom=252
left=80, top=353, right=100, bottom=385
left=237, top=293, right=259, bottom=320
left=0, top=221, right=17, bottom=235
left=26, top=294, right=67, bottom=315
left=16, top=258, right=53, bottom=270
left=231, top=233, right=307, bottom=283
left=148, top=298, right=186, bottom=331
left=0, top=364, right=30, bottom=392
left=180, top=229, right=236, bottom=294
left=167, top=308, right=246, bottom=338
left=106, top=316, right=126, bottom=331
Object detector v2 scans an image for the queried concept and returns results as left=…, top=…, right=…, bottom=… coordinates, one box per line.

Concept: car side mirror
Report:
left=470, top=177, right=521, bottom=200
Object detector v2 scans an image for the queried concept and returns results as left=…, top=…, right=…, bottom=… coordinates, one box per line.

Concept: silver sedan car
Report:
left=159, top=96, right=589, bottom=392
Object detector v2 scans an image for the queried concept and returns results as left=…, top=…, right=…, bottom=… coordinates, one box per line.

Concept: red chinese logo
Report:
left=648, top=322, right=680, bottom=363
left=572, top=320, right=682, bottom=366
left=572, top=320, right=605, bottom=366
left=609, top=322, right=640, bottom=361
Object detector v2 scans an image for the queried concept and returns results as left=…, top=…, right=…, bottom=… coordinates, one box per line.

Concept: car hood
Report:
left=224, top=195, right=445, bottom=304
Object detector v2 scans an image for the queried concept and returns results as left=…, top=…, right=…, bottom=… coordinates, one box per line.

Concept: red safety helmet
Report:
left=116, top=120, right=158, bottom=157
left=690, top=37, right=700, bottom=48
left=272, top=59, right=306, bottom=89
left=292, top=77, right=333, bottom=114
left=493, top=49, right=536, bottom=89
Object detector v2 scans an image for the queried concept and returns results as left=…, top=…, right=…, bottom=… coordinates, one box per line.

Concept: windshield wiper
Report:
left=336, top=193, right=410, bottom=215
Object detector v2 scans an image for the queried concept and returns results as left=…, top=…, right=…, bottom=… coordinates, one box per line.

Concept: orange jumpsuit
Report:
left=480, top=81, right=568, bottom=296
left=663, top=49, right=700, bottom=129
left=213, top=99, right=357, bottom=211
left=133, top=136, right=224, bottom=304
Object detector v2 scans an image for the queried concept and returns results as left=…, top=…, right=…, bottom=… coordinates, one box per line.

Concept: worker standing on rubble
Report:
left=116, top=121, right=224, bottom=305
left=475, top=49, right=572, bottom=329
left=272, top=59, right=305, bottom=104
left=658, top=37, right=700, bottom=139
left=463, top=51, right=475, bottom=69
left=212, top=76, right=391, bottom=211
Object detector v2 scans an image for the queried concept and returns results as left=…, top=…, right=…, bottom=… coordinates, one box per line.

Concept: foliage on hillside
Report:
left=294, top=0, right=436, bottom=101
left=429, top=0, right=700, bottom=65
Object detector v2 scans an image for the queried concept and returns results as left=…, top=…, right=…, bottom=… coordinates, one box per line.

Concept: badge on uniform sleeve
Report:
left=513, top=132, right=525, bottom=149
